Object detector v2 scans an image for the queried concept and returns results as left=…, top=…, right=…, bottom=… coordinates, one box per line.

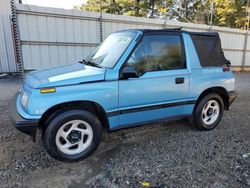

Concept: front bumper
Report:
left=10, top=94, right=38, bottom=142
left=228, top=91, right=237, bottom=107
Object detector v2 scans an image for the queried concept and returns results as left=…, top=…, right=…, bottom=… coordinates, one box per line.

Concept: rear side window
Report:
left=191, top=34, right=229, bottom=67
left=126, top=34, right=185, bottom=75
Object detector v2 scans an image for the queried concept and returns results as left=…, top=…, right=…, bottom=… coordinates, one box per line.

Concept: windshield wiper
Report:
left=86, top=61, right=102, bottom=68
left=79, top=59, right=101, bottom=68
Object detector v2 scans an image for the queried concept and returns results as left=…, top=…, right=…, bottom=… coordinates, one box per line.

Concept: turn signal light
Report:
left=40, top=88, right=56, bottom=93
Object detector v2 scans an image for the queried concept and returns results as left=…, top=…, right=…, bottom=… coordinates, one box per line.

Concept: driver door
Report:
left=118, top=33, right=190, bottom=126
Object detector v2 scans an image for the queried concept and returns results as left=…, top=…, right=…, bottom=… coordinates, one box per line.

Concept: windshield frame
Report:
left=85, top=30, right=140, bottom=69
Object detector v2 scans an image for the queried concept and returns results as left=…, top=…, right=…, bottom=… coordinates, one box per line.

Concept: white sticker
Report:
left=117, top=37, right=130, bottom=44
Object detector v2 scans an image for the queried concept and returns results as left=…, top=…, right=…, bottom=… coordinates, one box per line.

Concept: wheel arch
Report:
left=38, top=100, right=110, bottom=133
left=194, top=86, right=230, bottom=111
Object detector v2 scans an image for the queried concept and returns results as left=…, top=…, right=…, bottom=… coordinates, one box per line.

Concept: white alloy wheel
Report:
left=201, top=100, right=220, bottom=126
left=55, top=120, right=93, bottom=155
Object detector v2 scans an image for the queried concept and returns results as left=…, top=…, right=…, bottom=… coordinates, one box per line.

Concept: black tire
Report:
left=43, top=109, right=102, bottom=162
left=190, top=93, right=224, bottom=130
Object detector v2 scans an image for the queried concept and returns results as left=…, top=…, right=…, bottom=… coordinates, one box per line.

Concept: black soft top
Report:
left=132, top=29, right=230, bottom=67
left=189, top=32, right=230, bottom=67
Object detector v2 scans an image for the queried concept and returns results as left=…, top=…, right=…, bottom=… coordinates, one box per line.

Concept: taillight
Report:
left=223, top=66, right=230, bottom=72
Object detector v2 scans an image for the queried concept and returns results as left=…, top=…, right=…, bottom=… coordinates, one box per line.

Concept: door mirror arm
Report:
left=121, top=66, right=139, bottom=80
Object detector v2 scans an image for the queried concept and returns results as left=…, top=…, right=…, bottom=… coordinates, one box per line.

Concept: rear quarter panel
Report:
left=183, top=32, right=235, bottom=99
left=188, top=68, right=235, bottom=99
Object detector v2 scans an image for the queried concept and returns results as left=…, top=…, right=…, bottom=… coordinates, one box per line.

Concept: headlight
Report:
left=21, top=91, right=29, bottom=109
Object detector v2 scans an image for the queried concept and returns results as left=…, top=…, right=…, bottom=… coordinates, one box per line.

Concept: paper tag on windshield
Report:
left=117, top=37, right=130, bottom=44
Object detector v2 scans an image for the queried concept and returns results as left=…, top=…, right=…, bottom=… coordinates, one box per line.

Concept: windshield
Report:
left=85, top=31, right=138, bottom=68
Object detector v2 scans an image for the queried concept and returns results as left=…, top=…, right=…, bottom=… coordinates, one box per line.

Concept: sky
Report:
left=22, top=0, right=87, bottom=9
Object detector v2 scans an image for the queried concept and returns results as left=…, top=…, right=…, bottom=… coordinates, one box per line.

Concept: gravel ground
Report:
left=0, top=72, right=249, bottom=188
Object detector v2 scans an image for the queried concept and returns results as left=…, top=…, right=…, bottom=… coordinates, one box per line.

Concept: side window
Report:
left=126, top=34, right=185, bottom=75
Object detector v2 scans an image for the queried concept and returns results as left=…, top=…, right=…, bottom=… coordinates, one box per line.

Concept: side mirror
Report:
left=121, top=66, right=139, bottom=80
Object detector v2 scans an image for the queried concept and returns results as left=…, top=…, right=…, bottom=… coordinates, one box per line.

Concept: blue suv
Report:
left=10, top=29, right=237, bottom=161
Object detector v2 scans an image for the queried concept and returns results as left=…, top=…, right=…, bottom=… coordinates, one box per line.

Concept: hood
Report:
left=26, top=63, right=106, bottom=88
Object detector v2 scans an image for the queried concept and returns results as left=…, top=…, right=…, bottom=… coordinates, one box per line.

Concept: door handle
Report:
left=175, top=77, right=184, bottom=84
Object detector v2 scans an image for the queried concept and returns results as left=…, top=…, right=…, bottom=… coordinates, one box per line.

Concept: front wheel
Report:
left=43, top=110, right=102, bottom=162
left=191, top=93, right=224, bottom=130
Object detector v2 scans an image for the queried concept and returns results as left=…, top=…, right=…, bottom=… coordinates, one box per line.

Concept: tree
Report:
left=75, top=0, right=148, bottom=16
left=74, top=0, right=249, bottom=29
left=74, top=0, right=121, bottom=14
left=192, top=0, right=211, bottom=24
left=164, top=0, right=210, bottom=23
left=212, top=0, right=248, bottom=29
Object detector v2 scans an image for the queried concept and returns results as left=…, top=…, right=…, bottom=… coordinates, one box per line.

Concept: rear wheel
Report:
left=191, top=93, right=224, bottom=130
left=43, top=110, right=102, bottom=162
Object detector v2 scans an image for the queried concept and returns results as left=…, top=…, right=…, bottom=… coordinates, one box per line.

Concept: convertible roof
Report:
left=137, top=28, right=218, bottom=36
left=189, top=32, right=229, bottom=67
left=118, top=28, right=219, bottom=37
left=134, top=29, right=230, bottom=67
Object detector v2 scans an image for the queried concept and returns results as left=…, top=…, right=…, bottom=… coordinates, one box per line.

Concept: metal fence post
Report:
left=99, top=12, right=103, bottom=43
left=162, top=19, right=167, bottom=29
left=10, top=0, right=24, bottom=78
left=241, top=31, right=248, bottom=71
left=99, top=0, right=103, bottom=43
